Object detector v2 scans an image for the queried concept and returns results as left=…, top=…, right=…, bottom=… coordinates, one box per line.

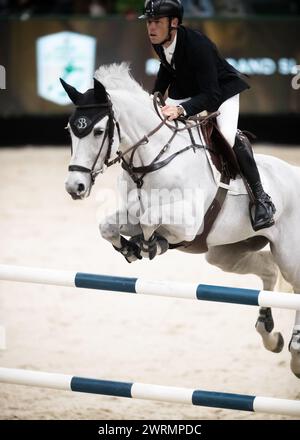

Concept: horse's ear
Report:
left=93, top=78, right=108, bottom=103
left=60, top=78, right=83, bottom=104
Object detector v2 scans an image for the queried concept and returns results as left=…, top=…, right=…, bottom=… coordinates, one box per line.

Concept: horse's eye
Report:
left=94, top=128, right=104, bottom=136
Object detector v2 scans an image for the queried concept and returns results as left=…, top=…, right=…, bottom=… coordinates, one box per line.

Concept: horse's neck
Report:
left=110, top=91, right=172, bottom=166
left=109, top=90, right=216, bottom=204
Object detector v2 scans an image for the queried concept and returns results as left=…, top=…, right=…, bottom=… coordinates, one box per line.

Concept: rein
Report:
left=153, top=92, right=220, bottom=133
left=110, top=93, right=219, bottom=188
left=67, top=91, right=233, bottom=253
left=68, top=92, right=219, bottom=190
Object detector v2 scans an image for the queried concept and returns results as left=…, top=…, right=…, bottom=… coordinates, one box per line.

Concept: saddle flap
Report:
left=201, top=119, right=240, bottom=179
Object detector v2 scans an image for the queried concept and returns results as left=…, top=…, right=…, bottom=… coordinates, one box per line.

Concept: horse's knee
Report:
left=99, top=222, right=118, bottom=241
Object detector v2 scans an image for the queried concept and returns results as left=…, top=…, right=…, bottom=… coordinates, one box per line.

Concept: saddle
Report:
left=152, top=93, right=255, bottom=253
left=201, top=116, right=239, bottom=178
left=172, top=115, right=255, bottom=253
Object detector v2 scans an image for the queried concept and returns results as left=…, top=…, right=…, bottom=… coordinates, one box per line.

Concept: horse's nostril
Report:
left=77, top=183, right=85, bottom=193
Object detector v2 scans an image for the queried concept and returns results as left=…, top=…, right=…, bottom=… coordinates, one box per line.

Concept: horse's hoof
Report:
left=252, top=218, right=275, bottom=232
left=113, top=237, right=142, bottom=263
left=260, top=331, right=284, bottom=353
left=256, top=315, right=284, bottom=353
left=290, top=352, right=300, bottom=379
left=271, top=332, right=284, bottom=353
left=124, top=254, right=137, bottom=263
left=289, top=328, right=300, bottom=378
left=138, top=235, right=158, bottom=260
left=156, top=236, right=169, bottom=255
left=290, top=367, right=300, bottom=379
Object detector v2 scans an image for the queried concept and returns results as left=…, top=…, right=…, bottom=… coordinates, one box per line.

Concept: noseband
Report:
left=68, top=93, right=218, bottom=191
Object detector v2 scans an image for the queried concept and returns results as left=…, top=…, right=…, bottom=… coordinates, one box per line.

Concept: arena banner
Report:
left=0, top=17, right=299, bottom=116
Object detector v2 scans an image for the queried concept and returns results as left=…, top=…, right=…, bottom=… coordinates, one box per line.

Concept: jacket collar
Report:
left=172, top=26, right=185, bottom=70
left=152, top=26, right=186, bottom=73
left=163, top=31, right=177, bottom=65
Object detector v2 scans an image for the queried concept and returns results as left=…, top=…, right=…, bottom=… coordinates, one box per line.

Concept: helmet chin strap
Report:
left=160, top=17, right=177, bottom=46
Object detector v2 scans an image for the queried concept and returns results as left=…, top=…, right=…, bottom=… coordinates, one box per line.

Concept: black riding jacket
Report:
left=152, top=25, right=250, bottom=116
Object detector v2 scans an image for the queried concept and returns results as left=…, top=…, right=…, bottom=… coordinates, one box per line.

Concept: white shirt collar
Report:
left=163, top=32, right=177, bottom=66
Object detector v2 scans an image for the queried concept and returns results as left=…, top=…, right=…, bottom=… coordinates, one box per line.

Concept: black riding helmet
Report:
left=139, top=0, right=184, bottom=24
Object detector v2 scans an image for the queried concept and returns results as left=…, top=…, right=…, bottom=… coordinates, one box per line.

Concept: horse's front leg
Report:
left=99, top=210, right=143, bottom=263
left=138, top=199, right=200, bottom=260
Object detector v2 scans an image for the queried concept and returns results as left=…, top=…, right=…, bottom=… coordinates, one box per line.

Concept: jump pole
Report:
left=0, top=368, right=299, bottom=416
left=0, top=264, right=299, bottom=311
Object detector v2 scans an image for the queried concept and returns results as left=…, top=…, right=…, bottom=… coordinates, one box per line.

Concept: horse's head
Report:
left=61, top=77, right=117, bottom=199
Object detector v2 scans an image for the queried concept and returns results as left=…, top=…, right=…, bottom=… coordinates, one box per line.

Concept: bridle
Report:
left=68, top=92, right=219, bottom=190
left=68, top=100, right=121, bottom=187
left=111, top=92, right=219, bottom=188
left=67, top=91, right=235, bottom=255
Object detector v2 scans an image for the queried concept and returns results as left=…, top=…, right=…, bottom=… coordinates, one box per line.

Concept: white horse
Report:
left=62, top=63, right=300, bottom=377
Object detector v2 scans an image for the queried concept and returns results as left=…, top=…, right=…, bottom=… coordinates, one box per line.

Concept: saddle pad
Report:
left=204, top=147, right=248, bottom=196
left=166, top=97, right=248, bottom=196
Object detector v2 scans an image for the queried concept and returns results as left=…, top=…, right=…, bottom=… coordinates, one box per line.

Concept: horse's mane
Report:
left=94, top=62, right=149, bottom=98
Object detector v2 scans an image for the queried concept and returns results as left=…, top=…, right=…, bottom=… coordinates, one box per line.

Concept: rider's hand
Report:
left=161, top=105, right=181, bottom=121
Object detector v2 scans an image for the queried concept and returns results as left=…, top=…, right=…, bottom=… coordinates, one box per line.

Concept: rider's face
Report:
left=146, top=17, right=170, bottom=45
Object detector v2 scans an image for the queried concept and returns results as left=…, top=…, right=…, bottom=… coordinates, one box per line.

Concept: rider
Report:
left=139, top=0, right=275, bottom=231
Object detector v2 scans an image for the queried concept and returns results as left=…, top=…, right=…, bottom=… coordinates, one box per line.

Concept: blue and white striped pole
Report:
left=0, top=264, right=300, bottom=311
left=0, top=368, right=299, bottom=416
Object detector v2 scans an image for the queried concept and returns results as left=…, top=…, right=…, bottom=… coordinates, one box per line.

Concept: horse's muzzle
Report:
left=65, top=172, right=92, bottom=200
left=65, top=181, right=88, bottom=200
left=69, top=192, right=84, bottom=200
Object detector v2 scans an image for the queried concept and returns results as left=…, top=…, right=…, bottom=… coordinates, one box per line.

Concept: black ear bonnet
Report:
left=60, top=78, right=115, bottom=139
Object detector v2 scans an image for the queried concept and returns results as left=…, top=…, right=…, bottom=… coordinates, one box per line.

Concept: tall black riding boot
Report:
left=233, top=130, right=276, bottom=231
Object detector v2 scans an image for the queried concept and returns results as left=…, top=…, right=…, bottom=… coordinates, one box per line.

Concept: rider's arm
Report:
left=180, top=40, right=222, bottom=117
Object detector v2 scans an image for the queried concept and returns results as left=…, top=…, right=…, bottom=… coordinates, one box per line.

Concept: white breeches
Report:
left=167, top=93, right=240, bottom=148
left=216, top=93, right=240, bottom=147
